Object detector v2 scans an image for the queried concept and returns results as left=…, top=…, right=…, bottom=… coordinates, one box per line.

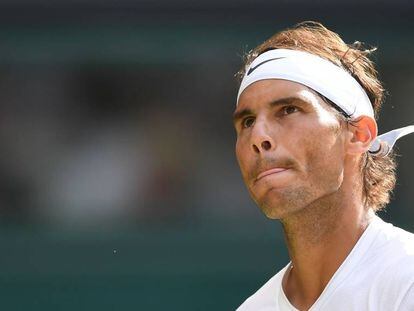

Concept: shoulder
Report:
left=365, top=218, right=414, bottom=307
left=399, top=282, right=414, bottom=310
left=373, top=218, right=414, bottom=262
left=236, top=266, right=287, bottom=311
left=367, top=217, right=414, bottom=275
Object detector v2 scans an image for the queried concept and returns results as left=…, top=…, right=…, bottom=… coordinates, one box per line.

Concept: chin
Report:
left=254, top=187, right=313, bottom=219
left=259, top=201, right=300, bottom=220
left=262, top=209, right=284, bottom=220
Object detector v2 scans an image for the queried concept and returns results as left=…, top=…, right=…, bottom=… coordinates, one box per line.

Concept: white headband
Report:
left=237, top=49, right=414, bottom=156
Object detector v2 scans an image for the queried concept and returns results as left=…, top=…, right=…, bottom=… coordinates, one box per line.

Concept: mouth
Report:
left=256, top=168, right=289, bottom=181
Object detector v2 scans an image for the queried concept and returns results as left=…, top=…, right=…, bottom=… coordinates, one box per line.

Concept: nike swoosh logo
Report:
left=247, top=57, right=286, bottom=75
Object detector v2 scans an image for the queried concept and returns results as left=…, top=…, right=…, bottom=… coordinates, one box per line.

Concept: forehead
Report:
left=236, top=79, right=323, bottom=112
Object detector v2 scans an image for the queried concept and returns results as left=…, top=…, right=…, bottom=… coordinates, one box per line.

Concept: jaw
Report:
left=251, top=184, right=314, bottom=220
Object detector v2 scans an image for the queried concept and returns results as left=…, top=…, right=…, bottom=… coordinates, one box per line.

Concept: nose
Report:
left=251, top=121, right=275, bottom=154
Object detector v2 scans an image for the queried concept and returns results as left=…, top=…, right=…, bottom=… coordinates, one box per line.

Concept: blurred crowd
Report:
left=0, top=13, right=412, bottom=230
left=0, top=63, right=261, bottom=228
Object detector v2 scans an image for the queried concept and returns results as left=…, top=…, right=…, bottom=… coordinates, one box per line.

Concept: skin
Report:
left=234, top=79, right=377, bottom=310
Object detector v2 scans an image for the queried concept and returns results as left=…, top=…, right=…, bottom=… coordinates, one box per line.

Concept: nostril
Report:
left=261, top=141, right=271, bottom=150
left=253, top=145, right=260, bottom=153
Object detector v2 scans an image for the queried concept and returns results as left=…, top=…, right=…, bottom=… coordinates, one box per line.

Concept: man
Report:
left=234, top=21, right=414, bottom=311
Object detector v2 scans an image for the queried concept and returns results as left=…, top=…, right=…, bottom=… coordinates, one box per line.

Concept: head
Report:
left=234, top=21, right=396, bottom=218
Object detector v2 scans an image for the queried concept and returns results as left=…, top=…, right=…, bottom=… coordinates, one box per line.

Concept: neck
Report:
left=280, top=179, right=374, bottom=310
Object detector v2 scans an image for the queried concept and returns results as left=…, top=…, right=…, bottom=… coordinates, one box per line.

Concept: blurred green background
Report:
left=0, top=1, right=413, bottom=310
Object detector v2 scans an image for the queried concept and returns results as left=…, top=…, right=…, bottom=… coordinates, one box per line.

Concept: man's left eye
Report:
left=282, top=105, right=299, bottom=115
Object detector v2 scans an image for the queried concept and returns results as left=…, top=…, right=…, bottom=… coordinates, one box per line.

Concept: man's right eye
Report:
left=242, top=117, right=255, bottom=128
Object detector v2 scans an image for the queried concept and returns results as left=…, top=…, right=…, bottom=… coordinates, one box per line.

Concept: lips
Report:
left=256, top=168, right=288, bottom=181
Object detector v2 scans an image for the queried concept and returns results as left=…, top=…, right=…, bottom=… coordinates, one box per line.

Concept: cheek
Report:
left=298, top=114, right=343, bottom=157
left=301, top=127, right=345, bottom=188
left=235, top=139, right=250, bottom=179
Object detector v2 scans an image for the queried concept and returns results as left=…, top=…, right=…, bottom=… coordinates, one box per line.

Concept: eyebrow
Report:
left=232, top=96, right=307, bottom=125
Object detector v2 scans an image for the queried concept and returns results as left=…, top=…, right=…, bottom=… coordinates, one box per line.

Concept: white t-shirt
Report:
left=237, top=216, right=414, bottom=311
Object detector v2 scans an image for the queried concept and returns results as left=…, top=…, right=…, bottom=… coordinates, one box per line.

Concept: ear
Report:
left=346, top=116, right=378, bottom=155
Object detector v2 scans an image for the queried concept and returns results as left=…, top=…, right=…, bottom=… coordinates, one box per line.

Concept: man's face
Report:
left=234, top=79, right=348, bottom=219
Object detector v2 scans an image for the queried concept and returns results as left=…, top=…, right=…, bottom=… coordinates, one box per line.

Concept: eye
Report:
left=241, top=116, right=255, bottom=128
left=281, top=105, right=299, bottom=115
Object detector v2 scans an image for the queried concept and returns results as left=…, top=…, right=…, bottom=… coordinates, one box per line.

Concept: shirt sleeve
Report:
left=398, top=282, right=414, bottom=311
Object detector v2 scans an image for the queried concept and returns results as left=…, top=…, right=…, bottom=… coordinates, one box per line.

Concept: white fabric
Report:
left=236, top=216, right=414, bottom=311
left=237, top=49, right=414, bottom=157
left=237, top=49, right=374, bottom=119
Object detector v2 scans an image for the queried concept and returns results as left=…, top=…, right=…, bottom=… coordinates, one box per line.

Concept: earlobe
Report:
left=347, top=116, right=378, bottom=155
